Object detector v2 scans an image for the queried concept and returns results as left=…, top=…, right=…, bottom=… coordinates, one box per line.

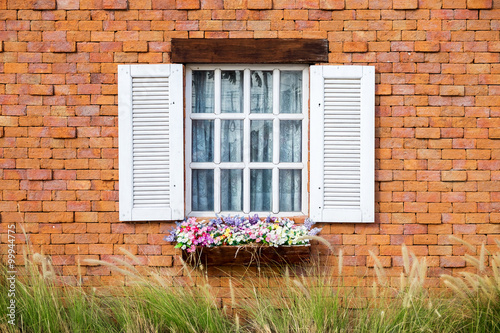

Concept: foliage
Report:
left=1, top=237, right=499, bottom=333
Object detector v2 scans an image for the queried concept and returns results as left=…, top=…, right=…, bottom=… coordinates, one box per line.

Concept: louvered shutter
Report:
left=118, top=64, right=184, bottom=221
left=310, top=66, right=375, bottom=223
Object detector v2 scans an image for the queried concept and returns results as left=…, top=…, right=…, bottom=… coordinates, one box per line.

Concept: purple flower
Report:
left=249, top=214, right=260, bottom=225
left=209, top=216, right=224, bottom=227
left=264, top=215, right=277, bottom=223
left=304, top=218, right=315, bottom=230
left=308, top=227, right=322, bottom=236
left=164, top=227, right=177, bottom=242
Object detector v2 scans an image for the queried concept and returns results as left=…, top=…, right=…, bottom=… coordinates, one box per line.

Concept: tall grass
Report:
left=84, top=250, right=236, bottom=333
left=354, top=245, right=457, bottom=333
left=0, top=252, right=115, bottom=333
left=242, top=236, right=351, bottom=332
left=441, top=238, right=500, bottom=333
left=1, top=238, right=499, bottom=332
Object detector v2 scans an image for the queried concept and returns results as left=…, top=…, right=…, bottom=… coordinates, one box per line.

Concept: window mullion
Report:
left=272, top=69, right=280, bottom=214
left=213, top=69, right=222, bottom=213
left=185, top=69, right=193, bottom=215
left=301, top=67, right=309, bottom=215
left=243, top=68, right=251, bottom=214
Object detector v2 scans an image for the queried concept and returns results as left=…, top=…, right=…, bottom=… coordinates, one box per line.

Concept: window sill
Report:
left=181, top=244, right=311, bottom=266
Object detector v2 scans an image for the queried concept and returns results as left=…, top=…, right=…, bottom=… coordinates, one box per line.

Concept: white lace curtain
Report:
left=191, top=70, right=302, bottom=212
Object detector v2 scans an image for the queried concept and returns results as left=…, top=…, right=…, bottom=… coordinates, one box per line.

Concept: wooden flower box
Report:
left=181, top=245, right=311, bottom=266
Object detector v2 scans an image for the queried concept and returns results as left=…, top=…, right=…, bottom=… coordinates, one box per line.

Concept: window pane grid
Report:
left=188, top=66, right=307, bottom=215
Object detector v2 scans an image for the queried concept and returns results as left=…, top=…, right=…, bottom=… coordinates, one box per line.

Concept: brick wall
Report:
left=1, top=0, right=500, bottom=291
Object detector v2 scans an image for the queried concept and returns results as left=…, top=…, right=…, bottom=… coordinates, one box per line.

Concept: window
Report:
left=186, top=65, right=308, bottom=216
left=118, top=64, right=375, bottom=223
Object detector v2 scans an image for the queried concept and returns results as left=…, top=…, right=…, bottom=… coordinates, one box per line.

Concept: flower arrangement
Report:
left=164, top=215, right=322, bottom=253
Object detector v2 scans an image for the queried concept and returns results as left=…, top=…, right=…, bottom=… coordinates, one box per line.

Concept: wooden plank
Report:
left=171, top=39, right=328, bottom=64
left=182, top=245, right=311, bottom=266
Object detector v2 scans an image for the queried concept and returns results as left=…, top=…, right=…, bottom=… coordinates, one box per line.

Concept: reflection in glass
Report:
left=279, top=169, right=301, bottom=212
left=221, top=70, right=244, bottom=113
left=251, top=169, right=272, bottom=211
left=251, top=120, right=273, bottom=162
left=192, top=71, right=214, bottom=113
left=192, top=120, right=214, bottom=162
left=221, top=120, right=243, bottom=162
left=192, top=169, right=214, bottom=211
left=251, top=71, right=273, bottom=113
left=280, top=71, right=302, bottom=114
left=221, top=169, right=243, bottom=211
left=280, top=120, right=302, bottom=162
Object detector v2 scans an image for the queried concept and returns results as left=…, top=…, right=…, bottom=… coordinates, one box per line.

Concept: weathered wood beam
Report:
left=171, top=39, right=329, bottom=64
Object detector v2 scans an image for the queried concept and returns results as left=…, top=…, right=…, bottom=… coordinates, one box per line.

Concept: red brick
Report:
left=103, top=0, right=127, bottom=9
left=343, top=235, right=366, bottom=245
left=148, top=256, right=173, bottom=266
left=441, top=171, right=467, bottom=182
left=25, top=169, right=51, bottom=180
left=247, top=0, right=270, bottom=9
left=89, top=244, right=114, bottom=254
left=177, top=0, right=200, bottom=9
left=404, top=224, right=427, bottom=235
left=440, top=86, right=465, bottom=97
left=56, top=0, right=79, bottom=9
left=151, top=0, right=174, bottom=8
left=441, top=256, right=466, bottom=267
left=51, top=234, right=75, bottom=244
left=8, top=0, right=56, bottom=9
left=112, top=223, right=135, bottom=234
left=49, top=127, right=76, bottom=139
left=415, top=128, right=441, bottom=139
left=467, top=0, right=492, bottom=8
left=393, top=0, right=417, bottom=9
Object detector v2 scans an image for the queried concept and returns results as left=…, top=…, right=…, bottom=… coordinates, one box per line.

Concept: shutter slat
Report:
left=132, top=76, right=171, bottom=211
left=323, top=77, right=361, bottom=210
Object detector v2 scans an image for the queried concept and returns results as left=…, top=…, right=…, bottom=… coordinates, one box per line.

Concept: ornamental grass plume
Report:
left=441, top=237, right=500, bottom=332
left=4, top=232, right=500, bottom=333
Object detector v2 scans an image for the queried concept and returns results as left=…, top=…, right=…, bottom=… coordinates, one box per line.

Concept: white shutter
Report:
left=310, top=66, right=374, bottom=223
left=118, top=64, right=184, bottom=221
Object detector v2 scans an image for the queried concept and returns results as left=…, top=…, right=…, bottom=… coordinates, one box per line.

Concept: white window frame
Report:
left=185, top=64, right=309, bottom=217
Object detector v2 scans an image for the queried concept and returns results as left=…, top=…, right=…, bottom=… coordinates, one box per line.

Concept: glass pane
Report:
left=192, top=71, right=214, bottom=113
left=192, top=120, right=214, bottom=162
left=251, top=120, right=273, bottom=162
left=280, top=71, right=302, bottom=114
left=251, top=169, right=272, bottom=211
left=221, top=169, right=243, bottom=211
left=280, top=120, right=302, bottom=162
left=251, top=71, right=273, bottom=114
left=221, top=120, right=243, bottom=162
left=279, top=169, right=302, bottom=212
left=192, top=169, right=214, bottom=211
left=221, top=70, right=243, bottom=113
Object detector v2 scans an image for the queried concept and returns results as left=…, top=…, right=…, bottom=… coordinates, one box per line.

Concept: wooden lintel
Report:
left=171, top=39, right=329, bottom=64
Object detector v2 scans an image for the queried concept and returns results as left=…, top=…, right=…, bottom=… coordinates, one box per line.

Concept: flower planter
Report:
left=181, top=244, right=311, bottom=266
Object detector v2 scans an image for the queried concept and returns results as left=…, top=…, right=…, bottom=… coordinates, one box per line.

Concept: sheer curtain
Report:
left=250, top=120, right=273, bottom=211
left=192, top=71, right=214, bottom=211
left=280, top=71, right=302, bottom=114
left=191, top=69, right=302, bottom=212
left=280, top=120, right=302, bottom=211
left=221, top=119, right=243, bottom=211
